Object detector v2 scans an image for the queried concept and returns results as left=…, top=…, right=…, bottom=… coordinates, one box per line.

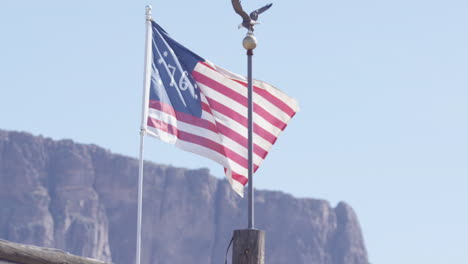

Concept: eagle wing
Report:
left=231, top=0, right=251, bottom=23
left=249, top=3, right=273, bottom=20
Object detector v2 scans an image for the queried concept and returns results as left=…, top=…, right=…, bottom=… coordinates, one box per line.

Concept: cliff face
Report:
left=0, top=130, right=368, bottom=264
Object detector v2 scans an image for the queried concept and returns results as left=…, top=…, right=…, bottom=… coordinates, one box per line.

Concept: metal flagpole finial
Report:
left=145, top=5, right=152, bottom=21
left=243, top=32, right=257, bottom=51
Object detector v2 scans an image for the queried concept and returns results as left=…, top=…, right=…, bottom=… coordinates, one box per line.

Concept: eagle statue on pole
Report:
left=231, top=0, right=273, bottom=32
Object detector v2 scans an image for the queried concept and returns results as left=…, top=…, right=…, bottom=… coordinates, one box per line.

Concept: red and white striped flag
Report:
left=145, top=21, right=299, bottom=196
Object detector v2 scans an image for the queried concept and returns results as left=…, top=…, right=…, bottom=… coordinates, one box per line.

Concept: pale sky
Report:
left=1, top=1, right=467, bottom=263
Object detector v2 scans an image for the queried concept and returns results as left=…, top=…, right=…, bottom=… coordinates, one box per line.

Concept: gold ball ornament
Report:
left=243, top=34, right=257, bottom=50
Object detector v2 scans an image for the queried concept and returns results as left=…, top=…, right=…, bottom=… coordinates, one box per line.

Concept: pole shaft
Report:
left=136, top=133, right=145, bottom=264
left=136, top=6, right=153, bottom=264
left=247, top=50, right=254, bottom=229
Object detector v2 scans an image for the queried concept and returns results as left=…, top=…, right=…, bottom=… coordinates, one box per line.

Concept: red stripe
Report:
left=197, top=62, right=296, bottom=117
left=204, top=98, right=278, bottom=144
left=150, top=99, right=277, bottom=145
left=253, top=86, right=296, bottom=117
left=200, top=61, right=215, bottom=71
left=148, top=117, right=225, bottom=158
left=254, top=101, right=289, bottom=131
left=150, top=100, right=176, bottom=117
left=225, top=168, right=249, bottom=185
left=216, top=122, right=268, bottom=159
left=149, top=100, right=270, bottom=157
left=149, top=100, right=217, bottom=133
left=147, top=115, right=259, bottom=172
left=192, top=71, right=288, bottom=130
left=232, top=79, right=296, bottom=117
left=147, top=117, right=178, bottom=137
left=230, top=170, right=260, bottom=184
left=233, top=174, right=248, bottom=185
left=201, top=101, right=212, bottom=114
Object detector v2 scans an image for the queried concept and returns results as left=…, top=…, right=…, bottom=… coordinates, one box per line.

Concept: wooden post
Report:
left=232, top=229, right=265, bottom=264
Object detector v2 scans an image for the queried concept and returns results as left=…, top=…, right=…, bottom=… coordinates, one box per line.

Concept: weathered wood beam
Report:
left=232, top=229, right=265, bottom=264
left=0, top=240, right=109, bottom=264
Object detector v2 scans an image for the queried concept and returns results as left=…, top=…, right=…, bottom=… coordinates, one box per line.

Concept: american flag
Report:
left=145, top=21, right=299, bottom=196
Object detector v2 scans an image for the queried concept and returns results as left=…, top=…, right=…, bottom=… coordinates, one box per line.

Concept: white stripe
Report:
left=198, top=82, right=283, bottom=137
left=195, top=63, right=297, bottom=122
left=148, top=102, right=267, bottom=162
left=175, top=139, right=248, bottom=178
left=146, top=106, right=178, bottom=144
left=148, top=96, right=273, bottom=159
left=230, top=178, right=245, bottom=197
left=149, top=107, right=266, bottom=166
left=148, top=108, right=177, bottom=124
left=201, top=61, right=300, bottom=112
left=148, top=109, right=219, bottom=142
left=216, top=133, right=264, bottom=166
left=209, top=107, right=273, bottom=151
left=146, top=117, right=251, bottom=177
left=146, top=125, right=177, bottom=144
left=147, top=106, right=217, bottom=130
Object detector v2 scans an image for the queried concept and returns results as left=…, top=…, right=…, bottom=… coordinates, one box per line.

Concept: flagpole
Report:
left=247, top=47, right=254, bottom=229
left=231, top=32, right=265, bottom=264
left=136, top=5, right=153, bottom=264
left=243, top=32, right=257, bottom=229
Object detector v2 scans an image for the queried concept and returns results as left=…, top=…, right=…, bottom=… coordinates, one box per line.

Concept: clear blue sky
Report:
left=1, top=1, right=467, bottom=263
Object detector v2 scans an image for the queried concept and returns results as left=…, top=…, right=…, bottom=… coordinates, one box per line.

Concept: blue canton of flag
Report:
left=150, top=23, right=203, bottom=118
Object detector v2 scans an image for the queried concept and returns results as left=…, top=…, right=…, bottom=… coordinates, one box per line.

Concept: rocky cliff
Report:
left=0, top=130, right=368, bottom=264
